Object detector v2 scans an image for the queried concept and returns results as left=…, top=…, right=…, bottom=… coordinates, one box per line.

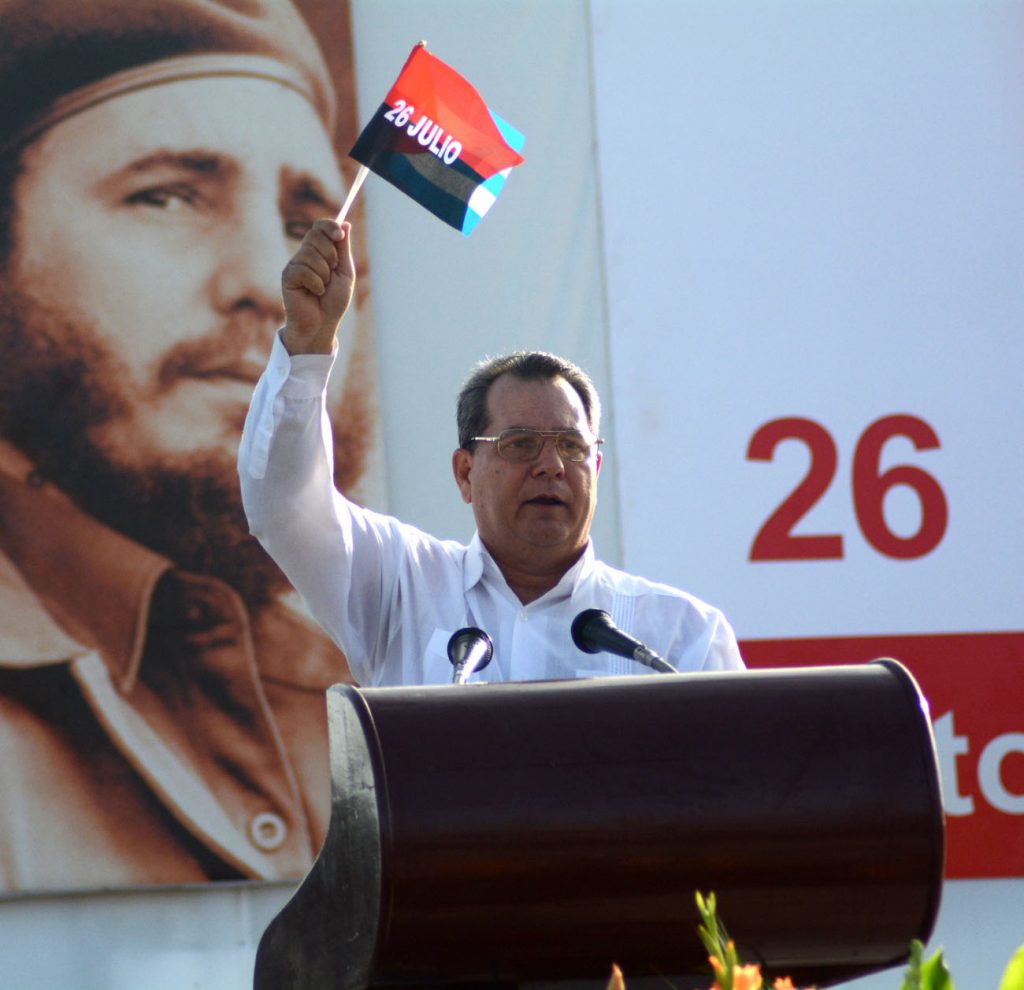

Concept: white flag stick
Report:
left=336, top=164, right=369, bottom=224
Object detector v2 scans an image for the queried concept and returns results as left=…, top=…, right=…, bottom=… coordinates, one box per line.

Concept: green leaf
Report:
left=694, top=891, right=733, bottom=990
left=998, top=946, right=1024, bottom=990
left=695, top=891, right=728, bottom=961
left=919, top=948, right=954, bottom=990
left=697, top=927, right=720, bottom=963
left=899, top=940, right=925, bottom=990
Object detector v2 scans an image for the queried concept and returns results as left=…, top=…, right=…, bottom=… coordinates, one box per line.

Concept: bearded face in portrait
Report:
left=0, top=75, right=371, bottom=611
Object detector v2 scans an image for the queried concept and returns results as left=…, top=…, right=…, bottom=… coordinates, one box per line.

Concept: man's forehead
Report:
left=486, top=374, right=587, bottom=426
left=21, top=75, right=344, bottom=203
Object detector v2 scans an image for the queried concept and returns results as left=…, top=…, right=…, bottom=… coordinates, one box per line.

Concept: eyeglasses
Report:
left=471, top=428, right=604, bottom=463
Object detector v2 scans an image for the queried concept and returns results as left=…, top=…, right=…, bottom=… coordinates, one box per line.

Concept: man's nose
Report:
left=209, top=214, right=288, bottom=326
left=531, top=437, right=567, bottom=476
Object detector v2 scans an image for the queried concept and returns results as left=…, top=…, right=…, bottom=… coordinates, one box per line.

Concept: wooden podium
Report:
left=255, top=661, right=944, bottom=989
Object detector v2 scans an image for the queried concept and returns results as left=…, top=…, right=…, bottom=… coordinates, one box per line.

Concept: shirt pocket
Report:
left=422, top=627, right=457, bottom=685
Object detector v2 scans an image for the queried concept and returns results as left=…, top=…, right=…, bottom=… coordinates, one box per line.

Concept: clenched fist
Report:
left=281, top=219, right=355, bottom=355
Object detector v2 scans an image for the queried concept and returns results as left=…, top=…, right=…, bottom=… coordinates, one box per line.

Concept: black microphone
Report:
left=571, top=609, right=678, bottom=674
left=447, top=627, right=494, bottom=684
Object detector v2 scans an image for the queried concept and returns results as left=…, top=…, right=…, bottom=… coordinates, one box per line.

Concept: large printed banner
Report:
left=0, top=0, right=381, bottom=894
left=591, top=1, right=1023, bottom=879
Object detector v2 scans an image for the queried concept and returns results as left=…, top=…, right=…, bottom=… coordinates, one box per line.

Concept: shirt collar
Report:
left=0, top=442, right=170, bottom=689
left=463, top=531, right=596, bottom=605
left=557, top=541, right=595, bottom=603
left=463, top=531, right=487, bottom=593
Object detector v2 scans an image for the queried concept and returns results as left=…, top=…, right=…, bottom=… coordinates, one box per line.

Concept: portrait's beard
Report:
left=0, top=289, right=369, bottom=612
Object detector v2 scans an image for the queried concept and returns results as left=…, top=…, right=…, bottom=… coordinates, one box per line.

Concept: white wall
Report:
left=0, top=882, right=289, bottom=989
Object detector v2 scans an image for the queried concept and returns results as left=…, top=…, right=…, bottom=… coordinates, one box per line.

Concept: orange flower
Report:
left=773, top=979, right=796, bottom=990
left=708, top=959, right=763, bottom=990
left=606, top=963, right=625, bottom=990
left=733, top=964, right=764, bottom=990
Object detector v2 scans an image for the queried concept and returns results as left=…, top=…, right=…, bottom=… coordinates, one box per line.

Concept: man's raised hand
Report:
left=281, top=219, right=355, bottom=355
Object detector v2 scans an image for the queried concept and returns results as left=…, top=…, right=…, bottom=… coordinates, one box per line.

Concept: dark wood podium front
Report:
left=255, top=660, right=944, bottom=989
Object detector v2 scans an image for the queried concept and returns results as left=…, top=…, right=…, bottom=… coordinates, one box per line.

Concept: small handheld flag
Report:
left=346, top=42, right=525, bottom=236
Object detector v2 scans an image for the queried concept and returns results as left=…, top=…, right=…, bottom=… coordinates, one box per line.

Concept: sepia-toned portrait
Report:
left=0, top=0, right=381, bottom=891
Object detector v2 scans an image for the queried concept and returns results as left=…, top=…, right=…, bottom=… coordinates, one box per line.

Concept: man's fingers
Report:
left=335, top=221, right=354, bottom=275
left=283, top=221, right=343, bottom=288
left=282, top=257, right=328, bottom=296
left=304, top=224, right=341, bottom=268
left=282, top=234, right=338, bottom=296
left=279, top=218, right=355, bottom=355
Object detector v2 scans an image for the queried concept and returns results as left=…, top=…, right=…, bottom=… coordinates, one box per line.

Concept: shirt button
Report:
left=517, top=610, right=528, bottom=622
left=249, top=811, right=287, bottom=851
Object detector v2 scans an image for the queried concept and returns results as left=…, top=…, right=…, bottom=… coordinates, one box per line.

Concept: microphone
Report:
left=448, top=627, right=494, bottom=684
left=571, top=609, right=678, bottom=674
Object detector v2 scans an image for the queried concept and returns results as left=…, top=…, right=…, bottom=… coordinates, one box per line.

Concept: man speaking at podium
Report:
left=240, top=220, right=743, bottom=685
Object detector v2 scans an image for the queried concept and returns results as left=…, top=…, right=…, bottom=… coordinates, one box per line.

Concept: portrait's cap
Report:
left=0, top=0, right=337, bottom=155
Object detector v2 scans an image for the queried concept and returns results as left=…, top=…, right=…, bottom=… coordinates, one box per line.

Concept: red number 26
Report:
left=747, top=414, right=948, bottom=561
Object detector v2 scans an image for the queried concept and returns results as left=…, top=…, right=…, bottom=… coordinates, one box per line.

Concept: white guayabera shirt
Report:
left=239, top=334, right=744, bottom=687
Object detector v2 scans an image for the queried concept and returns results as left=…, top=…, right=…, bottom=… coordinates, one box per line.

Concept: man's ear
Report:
left=452, top=447, right=473, bottom=504
left=595, top=450, right=603, bottom=475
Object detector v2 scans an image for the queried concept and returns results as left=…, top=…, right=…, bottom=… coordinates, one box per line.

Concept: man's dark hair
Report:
left=456, top=351, right=601, bottom=450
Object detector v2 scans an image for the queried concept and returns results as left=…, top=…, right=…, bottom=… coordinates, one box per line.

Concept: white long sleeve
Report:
left=238, top=333, right=420, bottom=683
left=239, top=335, right=744, bottom=686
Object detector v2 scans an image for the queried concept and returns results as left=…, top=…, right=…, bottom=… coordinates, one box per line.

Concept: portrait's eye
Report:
left=125, top=183, right=200, bottom=210
left=284, top=216, right=315, bottom=240
left=282, top=179, right=337, bottom=242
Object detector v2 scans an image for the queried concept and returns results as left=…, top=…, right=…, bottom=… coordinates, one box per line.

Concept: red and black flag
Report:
left=349, top=43, right=525, bottom=235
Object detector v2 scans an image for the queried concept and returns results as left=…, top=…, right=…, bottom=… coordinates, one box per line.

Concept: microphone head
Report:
left=447, top=627, right=493, bottom=670
left=571, top=608, right=615, bottom=655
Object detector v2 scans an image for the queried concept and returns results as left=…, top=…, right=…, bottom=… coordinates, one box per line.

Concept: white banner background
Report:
left=591, top=0, right=1024, bottom=640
